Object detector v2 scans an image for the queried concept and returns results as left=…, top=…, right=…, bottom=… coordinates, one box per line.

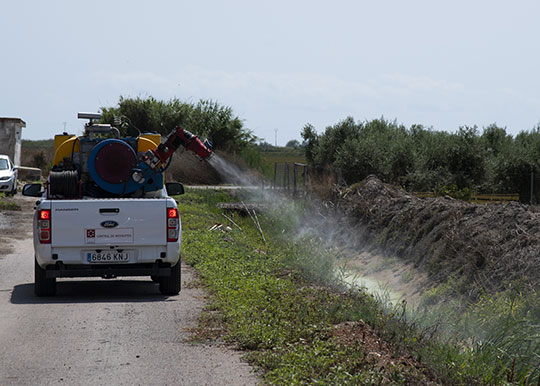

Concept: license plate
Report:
left=87, top=251, right=130, bottom=263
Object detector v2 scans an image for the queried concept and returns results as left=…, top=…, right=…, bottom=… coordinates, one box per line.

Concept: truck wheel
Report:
left=159, top=261, right=181, bottom=295
left=35, top=258, right=56, bottom=296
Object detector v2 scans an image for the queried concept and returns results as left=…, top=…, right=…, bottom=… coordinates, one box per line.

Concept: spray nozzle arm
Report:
left=144, top=126, right=212, bottom=170
left=185, top=134, right=213, bottom=159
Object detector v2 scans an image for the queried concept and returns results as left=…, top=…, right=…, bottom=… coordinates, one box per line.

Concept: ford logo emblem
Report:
left=101, top=220, right=119, bottom=228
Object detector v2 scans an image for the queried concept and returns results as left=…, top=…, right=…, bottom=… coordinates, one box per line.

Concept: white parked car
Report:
left=0, top=155, right=17, bottom=196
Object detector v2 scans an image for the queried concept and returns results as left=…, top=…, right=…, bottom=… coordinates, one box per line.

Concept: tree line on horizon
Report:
left=301, top=117, right=540, bottom=202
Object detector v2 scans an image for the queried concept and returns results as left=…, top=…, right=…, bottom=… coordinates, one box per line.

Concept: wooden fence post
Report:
left=293, top=163, right=297, bottom=197
left=282, top=163, right=287, bottom=190
left=286, top=163, right=290, bottom=191
left=273, top=163, right=277, bottom=190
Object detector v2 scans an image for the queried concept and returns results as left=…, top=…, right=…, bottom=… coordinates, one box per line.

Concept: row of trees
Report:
left=302, top=117, right=540, bottom=201
left=100, top=96, right=256, bottom=152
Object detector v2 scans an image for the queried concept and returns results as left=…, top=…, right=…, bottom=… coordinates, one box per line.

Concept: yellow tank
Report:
left=53, top=135, right=79, bottom=167
left=137, top=133, right=161, bottom=153
left=54, top=134, right=76, bottom=152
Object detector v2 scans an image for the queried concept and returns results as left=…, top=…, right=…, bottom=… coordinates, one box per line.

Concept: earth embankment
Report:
left=334, top=176, right=540, bottom=300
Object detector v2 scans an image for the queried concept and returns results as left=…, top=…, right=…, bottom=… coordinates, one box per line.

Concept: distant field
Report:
left=20, top=139, right=54, bottom=174
left=261, top=150, right=306, bottom=166
left=21, top=139, right=54, bottom=149
left=259, top=150, right=307, bottom=184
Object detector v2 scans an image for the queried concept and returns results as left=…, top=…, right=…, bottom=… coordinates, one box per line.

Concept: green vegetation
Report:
left=256, top=146, right=306, bottom=180
left=302, top=117, right=540, bottom=202
left=21, top=140, right=54, bottom=175
left=21, top=139, right=54, bottom=149
left=261, top=150, right=307, bottom=166
left=239, top=144, right=274, bottom=177
left=0, top=193, right=20, bottom=211
left=100, top=96, right=256, bottom=153
left=176, top=188, right=530, bottom=384
left=417, top=289, right=540, bottom=384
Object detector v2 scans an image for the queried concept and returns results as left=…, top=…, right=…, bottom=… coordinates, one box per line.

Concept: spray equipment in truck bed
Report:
left=49, top=112, right=213, bottom=198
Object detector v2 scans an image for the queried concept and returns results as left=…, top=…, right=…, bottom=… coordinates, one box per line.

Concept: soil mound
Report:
left=335, top=176, right=540, bottom=299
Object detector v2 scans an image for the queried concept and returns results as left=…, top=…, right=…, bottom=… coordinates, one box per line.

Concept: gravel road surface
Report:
left=0, top=196, right=258, bottom=386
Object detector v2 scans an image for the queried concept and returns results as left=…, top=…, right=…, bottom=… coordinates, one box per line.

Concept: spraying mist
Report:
left=206, top=153, right=416, bottom=306
left=207, top=154, right=260, bottom=186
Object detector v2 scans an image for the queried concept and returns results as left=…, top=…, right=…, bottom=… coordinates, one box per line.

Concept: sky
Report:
left=1, top=0, right=540, bottom=144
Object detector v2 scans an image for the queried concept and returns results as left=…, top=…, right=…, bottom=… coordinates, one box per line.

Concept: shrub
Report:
left=100, top=96, right=256, bottom=153
left=302, top=117, right=540, bottom=200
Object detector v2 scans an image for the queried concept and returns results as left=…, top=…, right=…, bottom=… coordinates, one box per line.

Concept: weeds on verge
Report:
left=0, top=193, right=20, bottom=211
left=416, top=289, right=540, bottom=384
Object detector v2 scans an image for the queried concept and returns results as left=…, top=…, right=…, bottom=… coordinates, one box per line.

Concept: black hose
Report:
left=70, top=137, right=80, bottom=165
left=49, top=170, right=79, bottom=198
left=161, top=153, right=173, bottom=172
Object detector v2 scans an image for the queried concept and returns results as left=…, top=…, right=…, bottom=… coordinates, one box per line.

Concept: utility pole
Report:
left=274, top=129, right=278, bottom=147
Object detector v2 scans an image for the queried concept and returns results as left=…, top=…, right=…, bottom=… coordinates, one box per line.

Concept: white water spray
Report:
left=207, top=154, right=260, bottom=186
left=206, top=154, right=420, bottom=308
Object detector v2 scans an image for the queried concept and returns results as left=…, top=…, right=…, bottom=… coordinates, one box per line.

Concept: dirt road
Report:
left=0, top=196, right=257, bottom=386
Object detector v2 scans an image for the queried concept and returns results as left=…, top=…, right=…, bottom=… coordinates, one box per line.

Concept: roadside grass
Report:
left=175, top=189, right=525, bottom=385
left=0, top=193, right=21, bottom=211
left=417, top=288, right=540, bottom=384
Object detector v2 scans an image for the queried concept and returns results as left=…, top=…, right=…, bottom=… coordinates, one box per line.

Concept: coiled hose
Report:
left=49, top=170, right=79, bottom=198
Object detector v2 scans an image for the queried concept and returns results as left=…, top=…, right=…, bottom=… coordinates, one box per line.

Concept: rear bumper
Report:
left=44, top=260, right=175, bottom=279
left=34, top=241, right=181, bottom=269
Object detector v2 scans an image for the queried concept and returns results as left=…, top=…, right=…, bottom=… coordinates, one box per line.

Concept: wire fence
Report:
left=270, top=162, right=526, bottom=204
left=271, top=162, right=310, bottom=196
left=270, top=163, right=348, bottom=197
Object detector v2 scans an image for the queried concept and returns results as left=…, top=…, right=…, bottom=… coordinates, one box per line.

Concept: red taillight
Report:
left=167, top=207, right=179, bottom=242
left=38, top=209, right=51, bottom=244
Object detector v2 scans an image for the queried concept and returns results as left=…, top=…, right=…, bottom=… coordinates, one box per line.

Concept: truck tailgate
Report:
left=51, top=199, right=168, bottom=247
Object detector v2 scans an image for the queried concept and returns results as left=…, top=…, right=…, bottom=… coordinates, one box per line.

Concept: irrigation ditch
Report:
left=307, top=175, right=540, bottom=383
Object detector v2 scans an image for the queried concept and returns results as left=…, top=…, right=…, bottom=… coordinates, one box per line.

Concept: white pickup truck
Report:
left=21, top=113, right=212, bottom=297
left=23, top=183, right=185, bottom=296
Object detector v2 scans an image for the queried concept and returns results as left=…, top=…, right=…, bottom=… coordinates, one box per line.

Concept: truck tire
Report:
left=35, top=258, right=57, bottom=296
left=159, top=261, right=181, bottom=295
